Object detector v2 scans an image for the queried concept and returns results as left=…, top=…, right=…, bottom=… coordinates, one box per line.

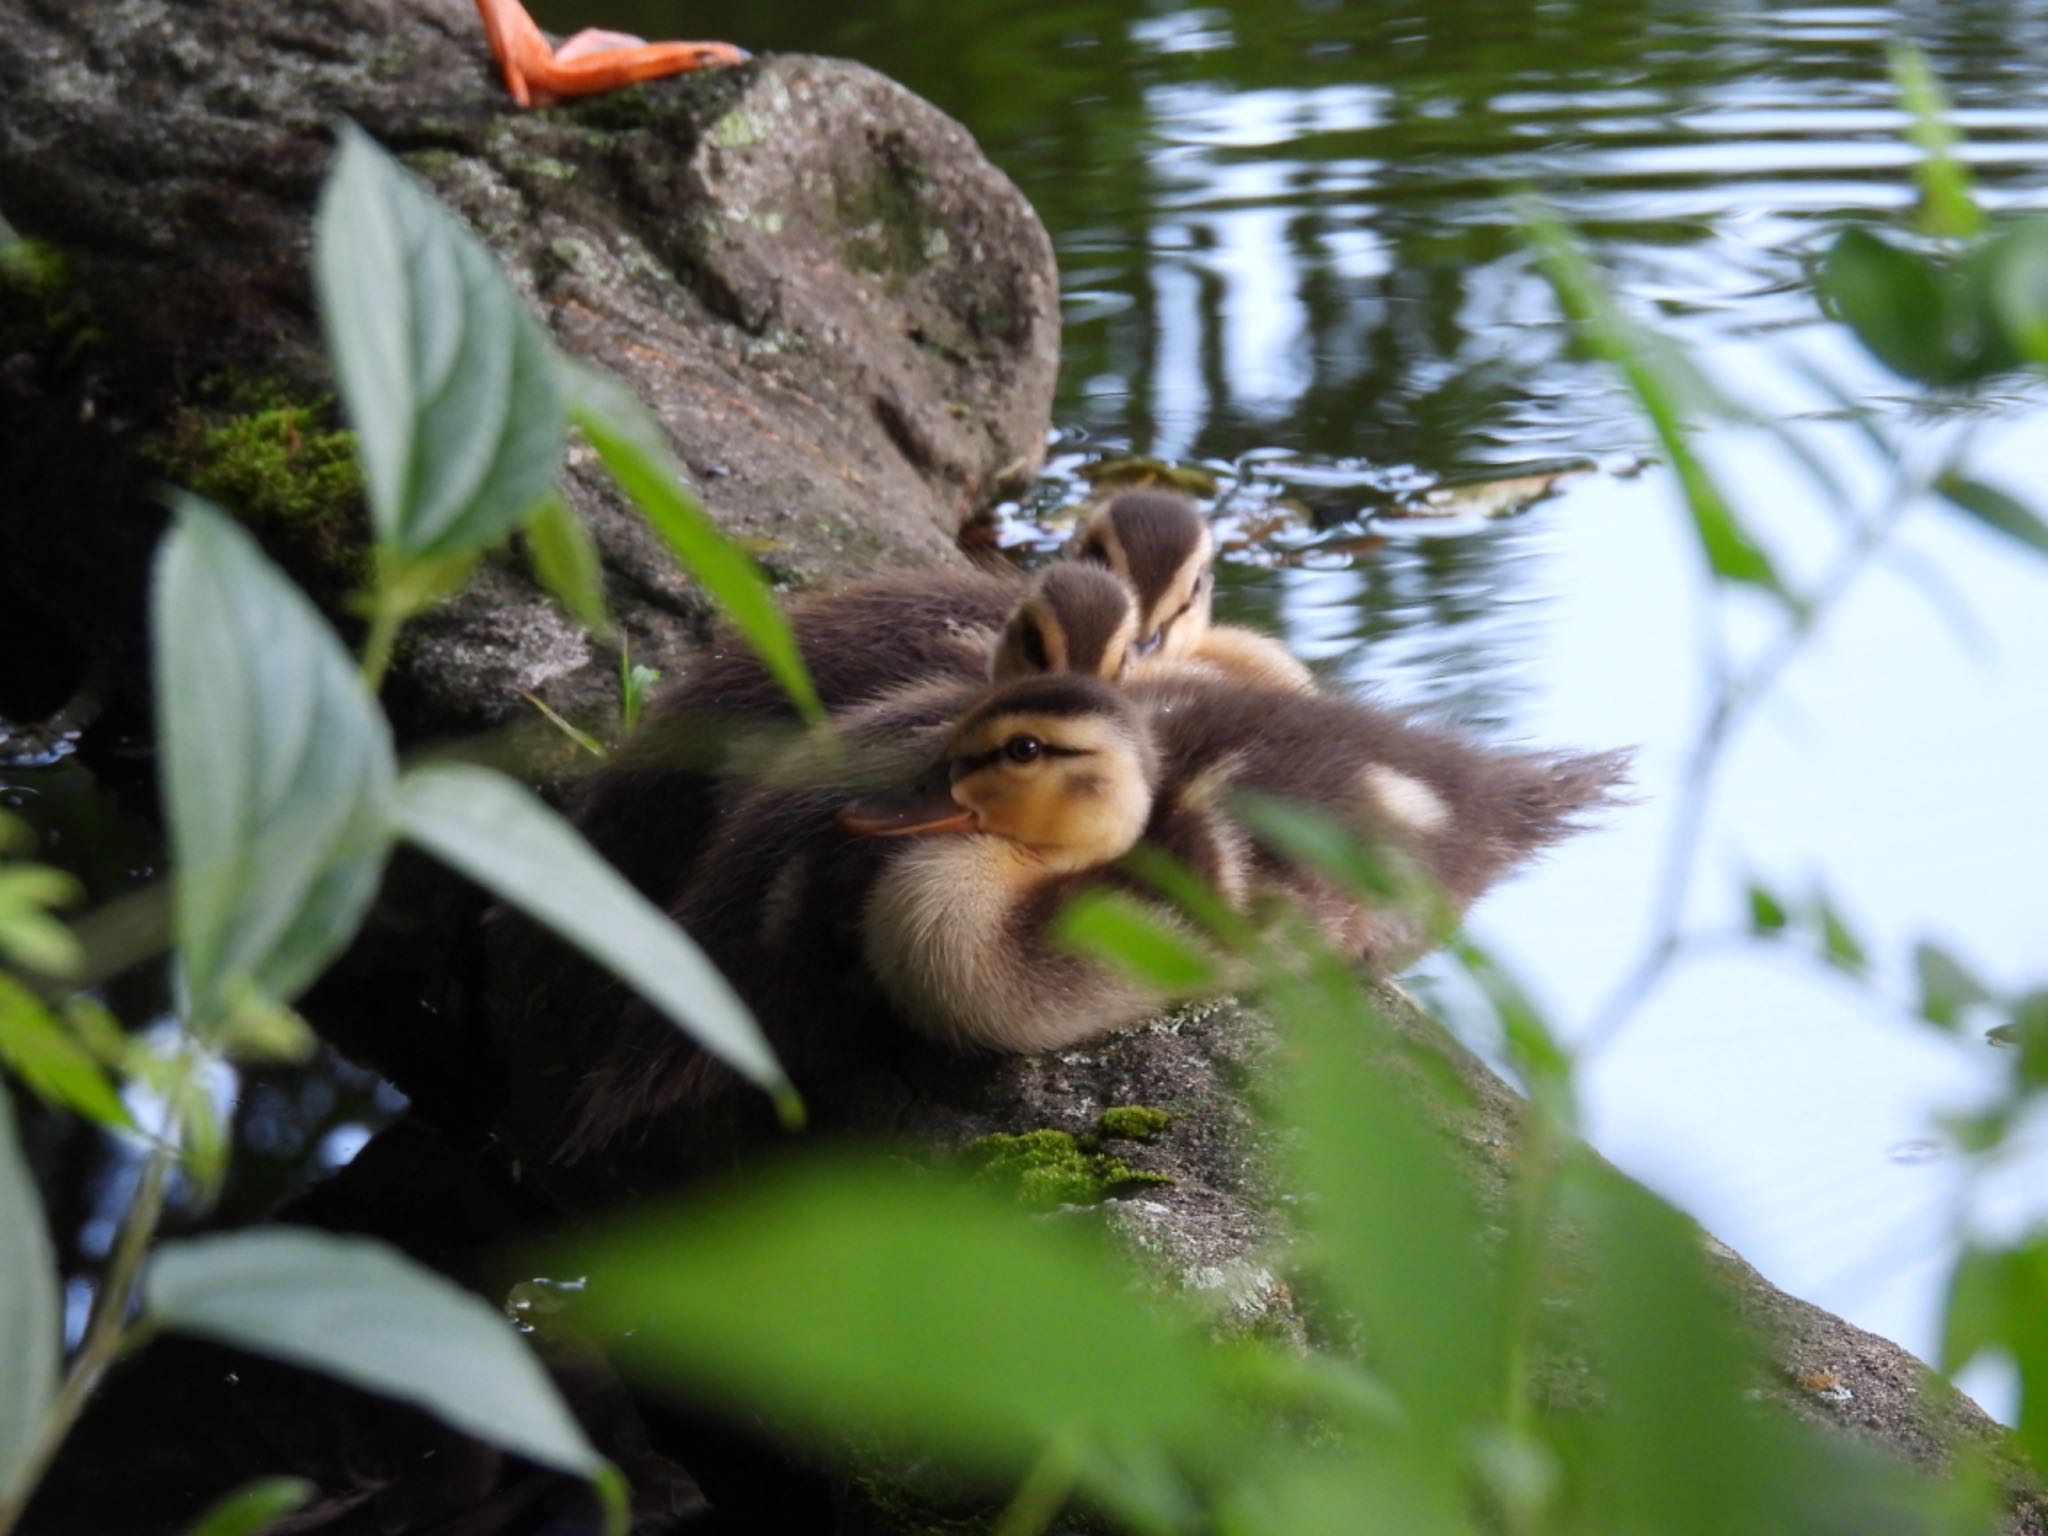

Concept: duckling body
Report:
left=1073, top=490, right=1316, bottom=691
left=556, top=670, right=1623, bottom=1154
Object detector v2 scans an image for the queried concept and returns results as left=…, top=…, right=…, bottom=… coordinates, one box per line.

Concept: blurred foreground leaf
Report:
left=153, top=499, right=395, bottom=1025
left=1269, top=960, right=1501, bottom=1445
left=315, top=125, right=565, bottom=562
left=1523, top=208, right=1785, bottom=603
left=1573, top=1162, right=1962, bottom=1535
left=524, top=495, right=611, bottom=636
left=1914, top=942, right=1993, bottom=1031
left=1934, top=473, right=2048, bottom=561
left=393, top=763, right=794, bottom=1118
left=0, top=1082, right=58, bottom=1505
left=148, top=1229, right=605, bottom=1479
left=1054, top=890, right=1215, bottom=990
left=1892, top=46, right=1983, bottom=241
left=181, top=1476, right=316, bottom=1536
left=0, top=976, right=132, bottom=1129
left=566, top=366, right=823, bottom=724
left=568, top=1160, right=1230, bottom=1480
left=1942, top=1236, right=2048, bottom=1481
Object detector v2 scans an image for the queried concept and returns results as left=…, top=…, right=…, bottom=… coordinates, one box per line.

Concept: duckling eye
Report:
left=1020, top=622, right=1049, bottom=671
left=1004, top=734, right=1044, bottom=764
left=1133, top=630, right=1164, bottom=657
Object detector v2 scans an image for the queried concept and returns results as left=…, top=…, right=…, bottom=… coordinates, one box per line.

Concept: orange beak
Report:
left=839, top=787, right=978, bottom=838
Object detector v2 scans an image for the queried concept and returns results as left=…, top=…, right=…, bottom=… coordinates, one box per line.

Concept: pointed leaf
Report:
left=393, top=763, right=792, bottom=1113
left=566, top=366, right=822, bottom=723
left=1934, top=472, right=2048, bottom=561
left=0, top=1075, right=59, bottom=1503
left=147, top=1229, right=602, bottom=1478
left=1053, top=891, right=1215, bottom=990
left=1524, top=208, right=1785, bottom=601
left=152, top=499, right=396, bottom=1024
left=181, top=1476, right=316, bottom=1536
left=1821, top=230, right=1965, bottom=385
left=0, top=975, right=133, bottom=1129
left=315, top=124, right=566, bottom=559
left=524, top=495, right=611, bottom=636
left=568, top=1160, right=1229, bottom=1468
left=1913, top=941, right=1992, bottom=1031
left=1890, top=46, right=1983, bottom=241
left=1974, top=219, right=2048, bottom=366
left=1747, top=881, right=1789, bottom=935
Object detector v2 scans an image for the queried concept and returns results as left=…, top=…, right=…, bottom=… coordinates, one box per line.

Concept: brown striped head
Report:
left=990, top=563, right=1142, bottom=684
left=1071, top=491, right=1215, bottom=662
left=842, top=676, right=1156, bottom=874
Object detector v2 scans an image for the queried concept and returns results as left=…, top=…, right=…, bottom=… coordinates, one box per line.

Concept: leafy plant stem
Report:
left=0, top=1055, right=190, bottom=1536
left=358, top=597, right=403, bottom=694
left=1496, top=1105, right=1562, bottom=1458
left=1580, top=491, right=1913, bottom=1057
left=993, top=1434, right=1082, bottom=1536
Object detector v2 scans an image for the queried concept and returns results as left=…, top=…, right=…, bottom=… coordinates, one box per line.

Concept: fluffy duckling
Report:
left=1073, top=490, right=1316, bottom=692
left=557, top=672, right=1623, bottom=1152
left=850, top=672, right=1623, bottom=1052
left=571, top=561, right=1140, bottom=901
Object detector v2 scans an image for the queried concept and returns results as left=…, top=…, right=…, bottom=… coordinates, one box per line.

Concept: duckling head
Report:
left=989, top=563, right=1142, bottom=684
left=1072, top=490, right=1215, bottom=662
left=842, top=675, right=1158, bottom=875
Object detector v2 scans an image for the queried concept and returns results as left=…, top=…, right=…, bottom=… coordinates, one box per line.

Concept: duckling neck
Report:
left=862, top=836, right=1162, bottom=1055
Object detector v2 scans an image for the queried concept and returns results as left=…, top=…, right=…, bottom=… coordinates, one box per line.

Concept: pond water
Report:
left=527, top=0, right=2048, bottom=1404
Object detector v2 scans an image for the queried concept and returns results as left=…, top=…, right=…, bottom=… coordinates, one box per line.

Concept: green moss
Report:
left=1094, top=1105, right=1171, bottom=1142
left=147, top=375, right=367, bottom=588
left=962, top=1126, right=1173, bottom=1210
left=710, top=109, right=769, bottom=149
left=837, top=166, right=932, bottom=285
left=0, top=239, right=105, bottom=360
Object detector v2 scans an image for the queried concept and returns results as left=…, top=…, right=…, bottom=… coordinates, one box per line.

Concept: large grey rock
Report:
left=0, top=0, right=1058, bottom=735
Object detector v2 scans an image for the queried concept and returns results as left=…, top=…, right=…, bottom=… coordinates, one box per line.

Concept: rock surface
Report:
left=0, top=0, right=1058, bottom=736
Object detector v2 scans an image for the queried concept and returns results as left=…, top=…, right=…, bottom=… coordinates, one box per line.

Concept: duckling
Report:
left=849, top=672, right=1624, bottom=1053
left=555, top=672, right=1623, bottom=1152
left=1072, top=490, right=1317, bottom=692
left=570, top=561, right=1141, bottom=902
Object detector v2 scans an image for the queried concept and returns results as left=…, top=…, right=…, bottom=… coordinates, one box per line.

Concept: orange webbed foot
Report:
left=473, top=0, right=747, bottom=108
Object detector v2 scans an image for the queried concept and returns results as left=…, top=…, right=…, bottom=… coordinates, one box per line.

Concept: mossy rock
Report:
left=962, top=1114, right=1176, bottom=1209
left=145, top=375, right=368, bottom=598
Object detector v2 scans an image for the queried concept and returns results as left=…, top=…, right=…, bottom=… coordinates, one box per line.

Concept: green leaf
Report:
left=524, top=495, right=611, bottom=636
left=568, top=1159, right=1230, bottom=1472
left=213, top=988, right=318, bottom=1065
left=1820, top=230, right=1966, bottom=385
left=1934, top=472, right=2048, bottom=560
left=1523, top=208, right=1785, bottom=601
left=0, top=862, right=84, bottom=976
left=180, top=1476, right=316, bottom=1536
left=393, top=763, right=794, bottom=1118
left=1747, top=881, right=1789, bottom=936
left=314, top=124, right=566, bottom=559
left=1053, top=890, right=1215, bottom=990
left=0, top=1072, right=59, bottom=1504
left=1267, top=962, right=1501, bottom=1443
left=1941, top=1245, right=2006, bottom=1374
left=1815, top=895, right=1866, bottom=977
left=147, top=1229, right=604, bottom=1479
left=1913, top=941, right=1992, bottom=1031
left=566, top=366, right=823, bottom=724
left=0, top=975, right=133, bottom=1129
left=152, top=499, right=396, bottom=1025
left=620, top=659, right=659, bottom=735
left=2007, top=991, right=2048, bottom=1090
left=1891, top=46, right=1983, bottom=241
left=1974, top=220, right=2048, bottom=366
